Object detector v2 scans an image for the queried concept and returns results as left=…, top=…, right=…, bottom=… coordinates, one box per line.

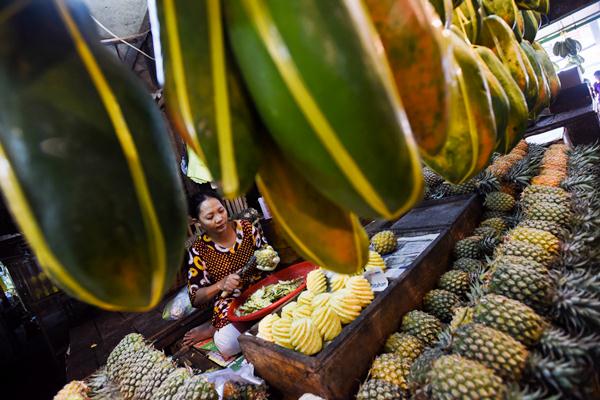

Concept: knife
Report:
left=220, top=255, right=257, bottom=298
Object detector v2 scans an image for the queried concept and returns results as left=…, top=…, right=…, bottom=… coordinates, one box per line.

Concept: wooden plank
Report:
left=239, top=196, right=481, bottom=399
left=525, top=104, right=598, bottom=137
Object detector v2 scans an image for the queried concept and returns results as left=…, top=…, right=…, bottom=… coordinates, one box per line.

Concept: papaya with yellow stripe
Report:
left=478, top=16, right=532, bottom=109
left=522, top=10, right=540, bottom=42
left=513, top=2, right=525, bottom=42
left=429, top=0, right=464, bottom=30
left=365, top=0, right=452, bottom=157
left=532, top=41, right=561, bottom=102
left=256, top=137, right=369, bottom=274
left=225, top=0, right=423, bottom=220
left=453, top=0, right=482, bottom=44
left=423, top=32, right=496, bottom=183
left=481, top=0, right=517, bottom=31
left=475, top=46, right=529, bottom=152
left=479, top=59, right=510, bottom=154
left=151, top=0, right=260, bottom=199
left=521, top=40, right=550, bottom=117
left=0, top=0, right=187, bottom=311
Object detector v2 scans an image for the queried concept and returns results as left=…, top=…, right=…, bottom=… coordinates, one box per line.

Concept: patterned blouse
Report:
left=187, top=219, right=267, bottom=329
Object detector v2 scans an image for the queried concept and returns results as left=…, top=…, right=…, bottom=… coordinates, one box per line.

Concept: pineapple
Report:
left=451, top=323, right=528, bottom=380
left=222, top=382, right=269, bottom=400
left=494, top=240, right=556, bottom=266
left=531, top=174, right=565, bottom=187
left=521, top=191, right=570, bottom=208
left=427, top=355, right=506, bottom=400
left=150, top=368, right=192, bottom=400
left=371, top=231, right=397, bottom=255
left=452, top=258, right=483, bottom=273
left=524, top=201, right=572, bottom=226
left=482, top=210, right=508, bottom=220
left=423, top=289, right=461, bottom=322
left=522, top=184, right=568, bottom=197
left=438, top=270, right=471, bottom=298
left=135, top=355, right=175, bottom=400
left=369, top=353, right=411, bottom=390
left=484, top=192, right=516, bottom=212
left=400, top=311, right=442, bottom=346
left=423, top=167, right=443, bottom=188
left=488, top=255, right=549, bottom=278
left=383, top=333, right=424, bottom=362
left=453, top=237, right=482, bottom=259
left=505, top=227, right=561, bottom=255
left=487, top=263, right=553, bottom=313
left=472, top=294, right=546, bottom=346
left=173, top=375, right=218, bottom=400
left=480, top=218, right=507, bottom=234
left=254, top=245, right=279, bottom=271
left=106, top=333, right=145, bottom=383
left=517, top=219, right=565, bottom=238
left=356, top=379, right=405, bottom=400
left=473, top=226, right=500, bottom=240
left=54, top=381, right=90, bottom=400
left=407, top=347, right=445, bottom=390
left=448, top=181, right=476, bottom=196
left=120, top=348, right=165, bottom=399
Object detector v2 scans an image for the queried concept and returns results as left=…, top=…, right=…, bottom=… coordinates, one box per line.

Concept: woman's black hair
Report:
left=189, top=190, right=225, bottom=217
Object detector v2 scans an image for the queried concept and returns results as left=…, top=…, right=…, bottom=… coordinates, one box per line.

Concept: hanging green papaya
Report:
left=516, top=42, right=539, bottom=111
left=479, top=60, right=510, bottom=153
left=538, top=0, right=549, bottom=15
left=512, top=2, right=525, bottom=42
left=522, top=10, right=540, bottom=42
left=481, top=0, right=517, bottom=30
left=521, top=40, right=550, bottom=117
left=423, top=32, right=496, bottom=183
left=365, top=0, right=452, bottom=157
left=256, top=138, right=369, bottom=274
left=150, top=0, right=260, bottom=198
left=532, top=41, right=561, bottom=102
left=0, top=0, right=187, bottom=311
left=479, top=16, right=531, bottom=108
left=475, top=46, right=529, bottom=152
left=225, top=0, right=423, bottom=220
left=453, top=0, right=483, bottom=43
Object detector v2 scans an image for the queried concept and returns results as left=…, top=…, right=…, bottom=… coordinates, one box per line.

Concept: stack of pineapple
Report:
left=357, top=142, right=600, bottom=400
left=55, top=333, right=269, bottom=400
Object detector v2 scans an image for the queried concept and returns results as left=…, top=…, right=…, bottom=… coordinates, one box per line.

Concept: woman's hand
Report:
left=220, top=274, right=241, bottom=292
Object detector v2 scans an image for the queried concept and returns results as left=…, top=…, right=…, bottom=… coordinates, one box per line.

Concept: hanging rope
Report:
left=91, top=15, right=155, bottom=60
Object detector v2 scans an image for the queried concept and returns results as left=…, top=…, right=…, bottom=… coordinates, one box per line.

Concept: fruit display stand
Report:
left=238, top=195, right=482, bottom=399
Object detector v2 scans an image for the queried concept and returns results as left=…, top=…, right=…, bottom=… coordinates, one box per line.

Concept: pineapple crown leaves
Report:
left=525, top=352, right=591, bottom=400
left=539, top=326, right=600, bottom=367
left=472, top=170, right=500, bottom=195
left=551, top=287, right=600, bottom=335
left=504, top=383, right=561, bottom=400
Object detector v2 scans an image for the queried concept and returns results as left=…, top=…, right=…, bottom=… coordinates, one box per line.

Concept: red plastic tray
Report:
left=228, top=261, right=318, bottom=323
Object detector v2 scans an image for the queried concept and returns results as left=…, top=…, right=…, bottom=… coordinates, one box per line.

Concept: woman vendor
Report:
left=182, top=191, right=270, bottom=356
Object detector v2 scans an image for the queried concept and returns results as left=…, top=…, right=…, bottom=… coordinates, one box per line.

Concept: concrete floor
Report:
left=82, top=0, right=147, bottom=39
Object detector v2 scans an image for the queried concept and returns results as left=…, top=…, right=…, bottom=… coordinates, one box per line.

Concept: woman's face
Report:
left=197, top=198, right=229, bottom=234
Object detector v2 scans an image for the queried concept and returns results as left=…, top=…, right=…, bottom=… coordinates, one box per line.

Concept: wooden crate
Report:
left=239, top=196, right=481, bottom=399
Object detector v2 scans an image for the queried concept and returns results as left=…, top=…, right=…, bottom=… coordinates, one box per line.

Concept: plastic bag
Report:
left=162, top=286, right=195, bottom=321
left=202, top=360, right=265, bottom=399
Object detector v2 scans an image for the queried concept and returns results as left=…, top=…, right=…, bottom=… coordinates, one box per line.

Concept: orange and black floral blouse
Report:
left=187, top=219, right=267, bottom=329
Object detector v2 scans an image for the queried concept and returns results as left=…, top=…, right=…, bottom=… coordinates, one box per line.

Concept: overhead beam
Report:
left=547, top=0, right=597, bottom=24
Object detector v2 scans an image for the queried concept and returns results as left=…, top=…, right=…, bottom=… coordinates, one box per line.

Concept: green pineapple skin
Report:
left=423, top=289, right=461, bottom=322
left=495, top=240, right=556, bottom=267
left=451, top=324, right=529, bottom=381
left=472, top=294, right=546, bottom=346
left=517, top=219, right=565, bottom=238
left=489, top=255, right=549, bottom=277
left=438, top=270, right=471, bottom=298
left=135, top=356, right=175, bottom=400
left=383, top=333, right=425, bottom=362
left=452, top=258, right=483, bottom=273
left=524, top=201, right=572, bottom=226
left=480, top=217, right=507, bottom=234
left=484, top=192, right=516, bottom=212
left=400, top=311, right=443, bottom=347
left=150, top=368, right=192, bottom=400
left=369, top=353, right=411, bottom=391
left=356, top=379, right=405, bottom=400
left=173, top=376, right=218, bottom=400
left=453, top=237, right=482, bottom=260
left=428, top=355, right=506, bottom=400
left=506, top=227, right=561, bottom=255
left=371, top=231, right=397, bottom=255
left=487, top=263, right=554, bottom=313
left=407, top=347, right=445, bottom=390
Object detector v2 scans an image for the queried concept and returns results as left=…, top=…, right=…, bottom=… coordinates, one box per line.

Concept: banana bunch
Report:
left=553, top=38, right=583, bottom=58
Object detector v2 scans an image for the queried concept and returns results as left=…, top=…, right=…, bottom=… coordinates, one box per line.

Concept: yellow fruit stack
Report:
left=346, top=276, right=375, bottom=308
left=272, top=317, right=293, bottom=349
left=364, top=250, right=386, bottom=272
left=292, top=304, right=313, bottom=320
left=281, top=301, right=298, bottom=320
left=330, top=289, right=362, bottom=324
left=290, top=318, right=323, bottom=355
left=306, top=269, right=328, bottom=294
left=297, top=290, right=314, bottom=306
left=330, top=274, right=349, bottom=291
left=311, top=306, right=342, bottom=341
left=312, top=292, right=332, bottom=309
left=257, top=314, right=280, bottom=342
